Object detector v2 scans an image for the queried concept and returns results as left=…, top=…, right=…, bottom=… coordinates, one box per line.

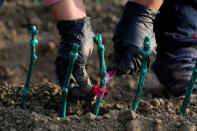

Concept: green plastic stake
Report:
left=181, top=60, right=197, bottom=115
left=61, top=43, right=79, bottom=118
left=132, top=36, right=151, bottom=112
left=21, top=26, right=38, bottom=109
left=96, top=0, right=102, bottom=4
left=32, top=0, right=40, bottom=5
left=93, top=34, right=107, bottom=116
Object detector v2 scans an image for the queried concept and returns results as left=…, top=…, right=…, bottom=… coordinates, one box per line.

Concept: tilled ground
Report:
left=0, top=83, right=197, bottom=131
left=0, top=1, right=197, bottom=131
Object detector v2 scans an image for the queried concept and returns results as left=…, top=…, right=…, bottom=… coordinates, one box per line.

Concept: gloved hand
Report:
left=108, top=1, right=158, bottom=75
left=55, top=17, right=94, bottom=100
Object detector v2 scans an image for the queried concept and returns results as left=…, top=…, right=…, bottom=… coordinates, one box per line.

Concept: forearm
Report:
left=43, top=0, right=86, bottom=21
left=133, top=0, right=164, bottom=10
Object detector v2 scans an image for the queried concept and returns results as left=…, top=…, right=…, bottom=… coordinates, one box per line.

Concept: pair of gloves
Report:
left=55, top=2, right=158, bottom=100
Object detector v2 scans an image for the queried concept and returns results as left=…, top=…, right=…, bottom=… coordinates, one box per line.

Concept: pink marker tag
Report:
left=92, top=70, right=117, bottom=97
left=195, top=34, right=197, bottom=39
left=106, top=70, right=117, bottom=83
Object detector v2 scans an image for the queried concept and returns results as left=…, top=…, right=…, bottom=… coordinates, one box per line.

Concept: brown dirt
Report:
left=0, top=0, right=196, bottom=131
left=0, top=83, right=196, bottom=131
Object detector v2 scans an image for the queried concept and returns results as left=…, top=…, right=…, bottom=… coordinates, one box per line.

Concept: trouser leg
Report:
left=152, top=47, right=197, bottom=97
left=0, top=0, right=4, bottom=8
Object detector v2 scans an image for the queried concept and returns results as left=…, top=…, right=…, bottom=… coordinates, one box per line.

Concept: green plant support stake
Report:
left=61, top=43, right=79, bottom=118
left=96, top=0, right=101, bottom=4
left=32, top=0, right=40, bottom=5
left=93, top=34, right=107, bottom=116
left=181, top=60, right=197, bottom=115
left=132, top=36, right=151, bottom=112
left=21, top=26, right=38, bottom=110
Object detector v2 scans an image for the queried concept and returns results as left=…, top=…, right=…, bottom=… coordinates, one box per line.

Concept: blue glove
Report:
left=108, top=2, right=158, bottom=75
left=55, top=17, right=95, bottom=100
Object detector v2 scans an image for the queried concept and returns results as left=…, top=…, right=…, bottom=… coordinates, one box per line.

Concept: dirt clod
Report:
left=126, top=120, right=142, bottom=131
left=118, top=109, right=137, bottom=122
left=179, top=124, right=196, bottom=131
left=84, top=112, right=96, bottom=120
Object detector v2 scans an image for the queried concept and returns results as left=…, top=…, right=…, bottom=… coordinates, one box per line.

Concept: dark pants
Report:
left=0, top=0, right=4, bottom=8
left=152, top=47, right=197, bottom=97
left=153, top=0, right=197, bottom=97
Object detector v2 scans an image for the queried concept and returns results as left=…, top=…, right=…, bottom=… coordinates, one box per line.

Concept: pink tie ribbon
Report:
left=93, top=70, right=117, bottom=98
left=106, top=70, right=117, bottom=82
left=92, top=84, right=107, bottom=98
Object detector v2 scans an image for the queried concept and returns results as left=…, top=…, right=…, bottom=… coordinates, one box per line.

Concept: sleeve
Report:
left=0, top=0, right=4, bottom=8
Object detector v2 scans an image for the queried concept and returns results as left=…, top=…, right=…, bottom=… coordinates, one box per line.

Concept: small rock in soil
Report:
left=150, top=98, right=161, bottom=107
left=84, top=112, right=96, bottom=120
left=118, top=109, right=137, bottom=122
left=126, top=120, right=142, bottom=131
left=179, top=124, right=196, bottom=131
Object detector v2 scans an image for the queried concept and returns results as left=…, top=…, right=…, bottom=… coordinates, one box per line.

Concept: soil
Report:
left=0, top=0, right=196, bottom=131
left=0, top=83, right=196, bottom=131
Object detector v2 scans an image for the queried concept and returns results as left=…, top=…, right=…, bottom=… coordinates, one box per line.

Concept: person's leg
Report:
left=153, top=0, right=197, bottom=97
left=43, top=0, right=94, bottom=100
left=153, top=47, right=197, bottom=97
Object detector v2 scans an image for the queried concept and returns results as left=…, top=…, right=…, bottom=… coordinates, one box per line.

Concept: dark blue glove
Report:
left=108, top=2, right=158, bottom=75
left=55, top=17, right=94, bottom=100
